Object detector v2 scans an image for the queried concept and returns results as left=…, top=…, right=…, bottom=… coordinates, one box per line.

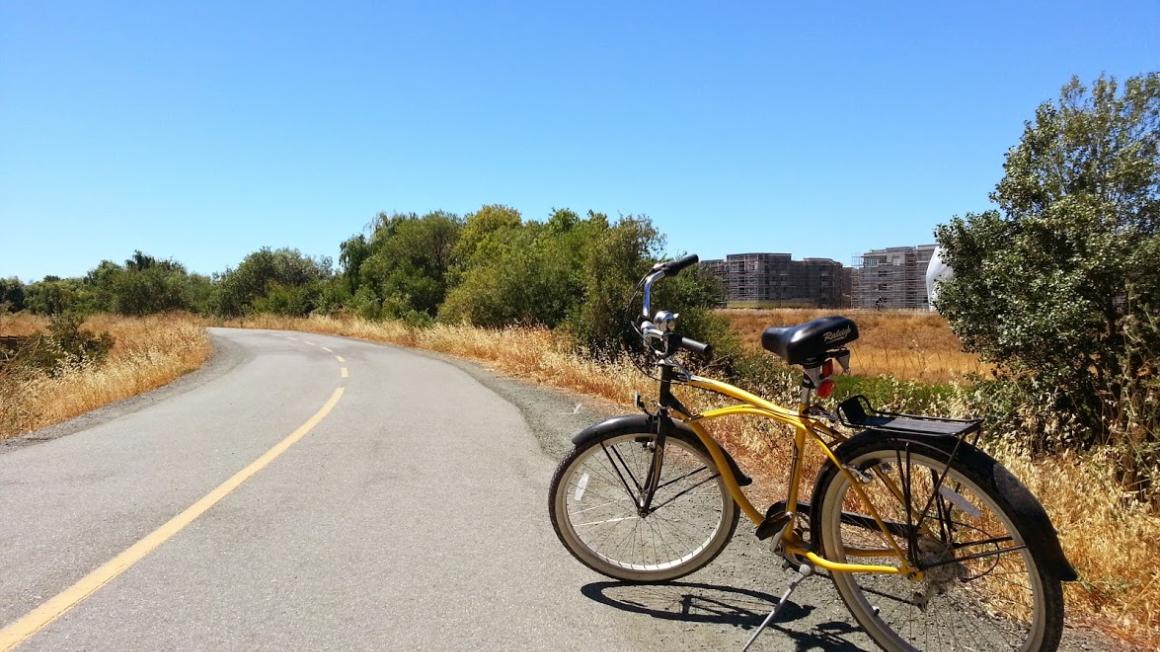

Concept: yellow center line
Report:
left=0, top=387, right=346, bottom=651
left=340, top=367, right=349, bottom=378
left=334, top=355, right=345, bottom=363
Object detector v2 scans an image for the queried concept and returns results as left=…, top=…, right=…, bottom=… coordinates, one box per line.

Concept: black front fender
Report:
left=572, top=414, right=752, bottom=487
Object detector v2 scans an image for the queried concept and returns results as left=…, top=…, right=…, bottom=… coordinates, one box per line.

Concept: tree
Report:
left=343, top=211, right=462, bottom=320
left=118, top=254, right=201, bottom=315
left=25, top=278, right=91, bottom=315
left=338, top=234, right=372, bottom=294
left=0, top=278, right=26, bottom=312
left=563, top=214, right=730, bottom=355
left=935, top=73, right=1158, bottom=454
left=437, top=207, right=731, bottom=354
left=77, top=253, right=206, bottom=315
left=83, top=260, right=124, bottom=311
left=213, top=248, right=333, bottom=316
left=124, top=250, right=158, bottom=272
left=440, top=207, right=593, bottom=327
left=111, top=263, right=194, bottom=315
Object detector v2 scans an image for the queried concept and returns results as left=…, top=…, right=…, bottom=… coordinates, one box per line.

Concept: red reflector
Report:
left=817, top=378, right=835, bottom=399
left=822, top=360, right=833, bottom=377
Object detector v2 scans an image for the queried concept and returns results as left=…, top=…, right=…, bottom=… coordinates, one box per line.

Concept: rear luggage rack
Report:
left=837, top=395, right=981, bottom=440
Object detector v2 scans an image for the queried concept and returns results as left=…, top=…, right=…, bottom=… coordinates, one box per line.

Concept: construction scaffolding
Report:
left=701, top=253, right=849, bottom=307
left=850, top=245, right=936, bottom=310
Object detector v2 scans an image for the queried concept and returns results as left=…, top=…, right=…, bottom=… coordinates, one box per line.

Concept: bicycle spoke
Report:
left=825, top=446, right=1046, bottom=651
left=647, top=472, right=719, bottom=512
left=600, top=441, right=642, bottom=507
left=559, top=434, right=729, bottom=574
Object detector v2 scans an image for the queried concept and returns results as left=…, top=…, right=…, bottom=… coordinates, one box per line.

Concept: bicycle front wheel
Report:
left=549, top=429, right=738, bottom=582
left=811, top=433, right=1065, bottom=651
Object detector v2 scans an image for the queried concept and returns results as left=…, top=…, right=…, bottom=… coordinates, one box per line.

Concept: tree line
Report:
left=1, top=208, right=730, bottom=354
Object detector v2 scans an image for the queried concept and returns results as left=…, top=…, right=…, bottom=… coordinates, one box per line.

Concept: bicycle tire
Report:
left=811, top=432, right=1065, bottom=651
left=549, top=428, right=739, bottom=582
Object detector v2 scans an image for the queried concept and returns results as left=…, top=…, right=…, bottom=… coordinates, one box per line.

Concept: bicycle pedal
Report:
left=756, top=510, right=791, bottom=541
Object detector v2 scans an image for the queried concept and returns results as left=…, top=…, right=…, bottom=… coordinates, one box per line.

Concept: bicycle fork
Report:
left=635, top=403, right=682, bottom=513
left=636, top=363, right=684, bottom=513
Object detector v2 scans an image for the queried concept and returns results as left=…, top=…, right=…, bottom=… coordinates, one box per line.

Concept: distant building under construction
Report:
left=852, top=245, right=936, bottom=309
left=700, top=253, right=850, bottom=307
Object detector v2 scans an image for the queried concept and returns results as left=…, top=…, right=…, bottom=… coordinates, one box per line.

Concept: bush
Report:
left=7, top=314, right=114, bottom=376
left=0, top=278, right=25, bottom=312
left=213, top=248, right=333, bottom=317
left=935, top=73, right=1158, bottom=493
left=342, top=211, right=462, bottom=319
left=441, top=208, right=596, bottom=328
left=25, top=278, right=93, bottom=315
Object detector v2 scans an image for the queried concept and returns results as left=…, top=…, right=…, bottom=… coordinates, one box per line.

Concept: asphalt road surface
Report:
left=0, top=329, right=1113, bottom=651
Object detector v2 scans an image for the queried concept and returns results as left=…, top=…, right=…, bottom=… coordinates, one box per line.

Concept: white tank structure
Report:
left=925, top=246, right=953, bottom=311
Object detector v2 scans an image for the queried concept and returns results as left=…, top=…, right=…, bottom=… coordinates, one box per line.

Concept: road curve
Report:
left=0, top=329, right=1106, bottom=650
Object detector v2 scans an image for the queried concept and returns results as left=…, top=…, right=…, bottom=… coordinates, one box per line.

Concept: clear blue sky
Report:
left=2, top=1, right=1156, bottom=281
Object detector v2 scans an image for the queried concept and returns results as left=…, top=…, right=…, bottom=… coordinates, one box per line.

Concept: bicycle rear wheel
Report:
left=811, top=433, right=1065, bottom=651
left=549, top=429, right=738, bottom=582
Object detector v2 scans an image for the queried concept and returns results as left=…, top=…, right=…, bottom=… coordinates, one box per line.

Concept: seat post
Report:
left=798, top=375, right=813, bottom=408
left=799, top=363, right=826, bottom=409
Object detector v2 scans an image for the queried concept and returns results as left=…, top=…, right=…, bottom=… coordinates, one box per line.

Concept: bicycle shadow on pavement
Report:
left=581, top=581, right=867, bottom=651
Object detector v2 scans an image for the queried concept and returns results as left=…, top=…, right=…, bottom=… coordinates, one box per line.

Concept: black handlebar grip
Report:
left=663, top=254, right=699, bottom=276
left=677, top=335, right=712, bottom=358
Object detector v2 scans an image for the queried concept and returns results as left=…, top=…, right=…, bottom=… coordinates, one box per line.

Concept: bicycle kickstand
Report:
left=741, top=563, right=813, bottom=651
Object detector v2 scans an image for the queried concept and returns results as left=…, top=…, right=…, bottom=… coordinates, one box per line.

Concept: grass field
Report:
left=718, top=308, right=987, bottom=382
left=0, top=313, right=211, bottom=439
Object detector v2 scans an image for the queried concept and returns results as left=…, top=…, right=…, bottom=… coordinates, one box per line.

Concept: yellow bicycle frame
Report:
left=669, top=374, right=921, bottom=578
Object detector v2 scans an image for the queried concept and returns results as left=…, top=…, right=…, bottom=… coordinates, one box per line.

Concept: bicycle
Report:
left=548, top=255, right=1077, bottom=651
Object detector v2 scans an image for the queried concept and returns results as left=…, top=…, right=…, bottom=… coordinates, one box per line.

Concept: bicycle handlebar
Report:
left=660, top=254, right=699, bottom=276
left=638, top=254, right=713, bottom=360
left=641, top=254, right=700, bottom=320
left=674, top=335, right=712, bottom=357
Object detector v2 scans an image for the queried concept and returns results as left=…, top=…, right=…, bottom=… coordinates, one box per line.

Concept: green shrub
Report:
left=213, top=248, right=332, bottom=317
left=0, top=278, right=25, bottom=312
left=935, top=73, right=1158, bottom=484
left=440, top=207, right=582, bottom=327
left=25, top=278, right=94, bottom=315
left=342, top=211, right=462, bottom=320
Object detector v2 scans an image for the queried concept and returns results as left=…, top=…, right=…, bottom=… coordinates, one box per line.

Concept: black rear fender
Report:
left=810, top=431, right=1077, bottom=582
left=572, top=414, right=752, bottom=487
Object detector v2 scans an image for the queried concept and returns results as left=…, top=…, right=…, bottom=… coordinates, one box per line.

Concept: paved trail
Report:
left=0, top=329, right=1108, bottom=650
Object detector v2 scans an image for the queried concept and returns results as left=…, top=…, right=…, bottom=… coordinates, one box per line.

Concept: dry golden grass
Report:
left=231, top=313, right=1157, bottom=645
left=0, top=313, right=212, bottom=439
left=999, top=447, right=1160, bottom=645
left=0, top=311, right=48, bottom=337
left=719, top=308, right=988, bottom=382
